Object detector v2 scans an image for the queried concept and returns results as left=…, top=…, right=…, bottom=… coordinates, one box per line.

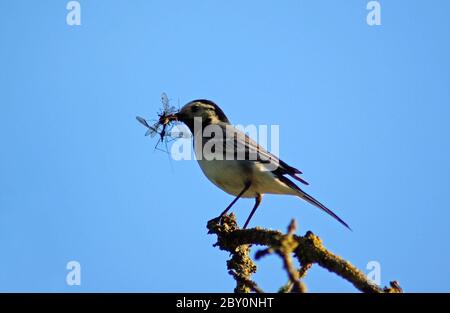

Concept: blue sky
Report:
left=0, top=0, right=449, bottom=292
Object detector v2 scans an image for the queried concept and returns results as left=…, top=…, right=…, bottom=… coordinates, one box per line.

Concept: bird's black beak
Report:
left=160, top=113, right=179, bottom=125
left=167, top=113, right=179, bottom=122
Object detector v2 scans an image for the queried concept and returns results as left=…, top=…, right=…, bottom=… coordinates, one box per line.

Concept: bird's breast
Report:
left=196, top=158, right=257, bottom=198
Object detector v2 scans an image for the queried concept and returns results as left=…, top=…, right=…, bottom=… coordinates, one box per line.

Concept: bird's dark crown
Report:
left=186, top=99, right=230, bottom=124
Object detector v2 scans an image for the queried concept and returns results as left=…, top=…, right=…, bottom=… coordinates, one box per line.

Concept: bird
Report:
left=162, top=99, right=350, bottom=230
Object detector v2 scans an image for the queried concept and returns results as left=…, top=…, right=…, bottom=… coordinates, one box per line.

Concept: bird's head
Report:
left=166, top=99, right=230, bottom=131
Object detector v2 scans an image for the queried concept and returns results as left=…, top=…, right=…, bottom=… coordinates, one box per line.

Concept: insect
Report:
left=136, top=92, right=179, bottom=152
left=157, top=92, right=178, bottom=140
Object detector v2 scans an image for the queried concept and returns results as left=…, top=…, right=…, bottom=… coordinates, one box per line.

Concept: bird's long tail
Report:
left=297, top=190, right=351, bottom=230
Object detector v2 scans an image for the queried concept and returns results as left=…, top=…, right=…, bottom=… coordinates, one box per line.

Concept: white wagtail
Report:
left=161, top=99, right=350, bottom=230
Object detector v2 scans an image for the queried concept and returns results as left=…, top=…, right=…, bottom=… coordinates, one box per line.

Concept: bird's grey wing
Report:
left=220, top=124, right=309, bottom=185
left=218, top=125, right=350, bottom=230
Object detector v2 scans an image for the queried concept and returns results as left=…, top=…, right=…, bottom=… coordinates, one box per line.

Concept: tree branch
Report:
left=207, top=213, right=402, bottom=293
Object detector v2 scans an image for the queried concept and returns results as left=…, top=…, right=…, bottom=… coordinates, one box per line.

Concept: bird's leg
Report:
left=243, top=194, right=263, bottom=229
left=218, top=181, right=251, bottom=219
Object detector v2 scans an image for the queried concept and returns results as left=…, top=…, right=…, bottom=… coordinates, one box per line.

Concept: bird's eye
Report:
left=191, top=105, right=199, bottom=113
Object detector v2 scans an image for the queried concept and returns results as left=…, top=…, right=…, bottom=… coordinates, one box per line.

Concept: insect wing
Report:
left=167, top=104, right=177, bottom=115
left=146, top=128, right=157, bottom=138
left=136, top=116, right=150, bottom=128
left=146, top=121, right=161, bottom=138
left=161, top=92, right=170, bottom=111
